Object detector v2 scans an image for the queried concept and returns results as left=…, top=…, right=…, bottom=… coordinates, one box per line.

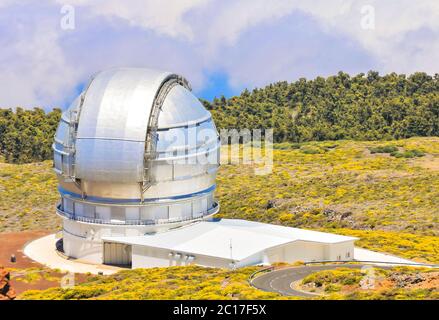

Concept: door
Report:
left=103, top=242, right=132, bottom=266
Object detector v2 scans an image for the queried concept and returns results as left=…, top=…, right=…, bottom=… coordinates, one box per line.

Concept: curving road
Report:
left=251, top=264, right=367, bottom=298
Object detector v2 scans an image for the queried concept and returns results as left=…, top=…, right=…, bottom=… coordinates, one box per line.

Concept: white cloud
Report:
left=0, top=2, right=81, bottom=108
left=0, top=0, right=438, bottom=108
left=55, top=0, right=209, bottom=39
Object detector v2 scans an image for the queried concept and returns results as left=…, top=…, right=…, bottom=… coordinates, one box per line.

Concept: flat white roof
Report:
left=103, top=219, right=357, bottom=261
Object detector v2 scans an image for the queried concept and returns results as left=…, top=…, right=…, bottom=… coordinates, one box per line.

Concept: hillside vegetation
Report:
left=0, top=160, right=59, bottom=232
left=215, top=138, right=439, bottom=263
left=1, top=71, right=438, bottom=164
left=20, top=264, right=438, bottom=300
left=0, top=108, right=60, bottom=164
left=208, top=71, right=439, bottom=142
left=217, top=138, right=439, bottom=236
left=1, top=138, right=438, bottom=263
left=20, top=266, right=280, bottom=300
left=300, top=266, right=439, bottom=300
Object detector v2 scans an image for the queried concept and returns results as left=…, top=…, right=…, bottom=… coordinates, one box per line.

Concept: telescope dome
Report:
left=53, top=68, right=220, bottom=262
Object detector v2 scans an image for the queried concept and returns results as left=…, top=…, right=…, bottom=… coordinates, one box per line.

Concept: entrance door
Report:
left=103, top=242, right=132, bottom=267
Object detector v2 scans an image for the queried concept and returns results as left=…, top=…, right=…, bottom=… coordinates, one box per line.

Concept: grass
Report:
left=20, top=266, right=281, bottom=300
left=1, top=137, right=438, bottom=262
left=333, top=229, right=439, bottom=264
left=300, top=266, right=439, bottom=300
left=0, top=160, right=60, bottom=233
left=217, top=137, right=439, bottom=239
left=21, top=264, right=438, bottom=300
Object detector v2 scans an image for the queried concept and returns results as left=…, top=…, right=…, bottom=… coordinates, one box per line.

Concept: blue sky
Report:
left=0, top=0, right=438, bottom=110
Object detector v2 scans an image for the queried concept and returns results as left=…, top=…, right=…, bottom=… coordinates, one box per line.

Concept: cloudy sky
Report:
left=0, top=0, right=438, bottom=110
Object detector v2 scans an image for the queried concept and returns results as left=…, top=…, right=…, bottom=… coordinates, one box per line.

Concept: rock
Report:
left=289, top=205, right=312, bottom=215
left=265, top=200, right=276, bottom=209
left=0, top=267, right=16, bottom=300
left=390, top=273, right=425, bottom=288
left=340, top=211, right=353, bottom=220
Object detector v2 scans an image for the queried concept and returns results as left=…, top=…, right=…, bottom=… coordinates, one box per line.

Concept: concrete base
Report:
left=23, top=234, right=121, bottom=275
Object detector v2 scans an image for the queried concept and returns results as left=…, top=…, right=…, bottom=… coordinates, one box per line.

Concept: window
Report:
left=54, top=153, right=62, bottom=171
left=153, top=206, right=169, bottom=220
left=63, top=198, right=74, bottom=214
left=169, top=204, right=182, bottom=221
left=192, top=198, right=205, bottom=218
left=111, top=207, right=125, bottom=221
left=62, top=154, right=72, bottom=176
left=180, top=202, right=192, bottom=220
left=74, top=202, right=84, bottom=216
left=96, top=206, right=111, bottom=220
left=125, top=207, right=140, bottom=221
left=83, top=204, right=95, bottom=219
left=141, top=206, right=153, bottom=221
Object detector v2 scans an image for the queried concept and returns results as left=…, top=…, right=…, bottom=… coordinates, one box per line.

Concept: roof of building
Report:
left=102, top=219, right=358, bottom=261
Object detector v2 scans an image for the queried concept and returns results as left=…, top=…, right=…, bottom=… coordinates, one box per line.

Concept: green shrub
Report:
left=390, top=149, right=426, bottom=158
left=369, top=145, right=398, bottom=154
left=300, top=146, right=325, bottom=154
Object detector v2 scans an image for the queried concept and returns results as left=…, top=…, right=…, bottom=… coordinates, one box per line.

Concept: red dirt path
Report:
left=0, top=231, right=88, bottom=296
left=0, top=230, right=49, bottom=269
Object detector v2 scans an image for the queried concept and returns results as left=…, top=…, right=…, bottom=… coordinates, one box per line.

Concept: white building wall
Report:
left=132, top=246, right=171, bottom=268
left=236, top=252, right=264, bottom=267
left=61, top=218, right=214, bottom=263
left=326, top=241, right=355, bottom=261
left=62, top=231, right=102, bottom=263
left=263, top=241, right=324, bottom=264
left=131, top=241, right=355, bottom=269
left=62, top=219, right=356, bottom=267
left=262, top=240, right=355, bottom=264
left=131, top=245, right=234, bottom=269
left=62, top=219, right=165, bottom=263
left=193, top=255, right=231, bottom=269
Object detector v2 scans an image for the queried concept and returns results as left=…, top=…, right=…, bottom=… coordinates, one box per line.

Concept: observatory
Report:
left=53, top=67, right=356, bottom=268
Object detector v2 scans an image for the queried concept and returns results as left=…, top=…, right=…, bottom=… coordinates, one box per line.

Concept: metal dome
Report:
left=53, top=68, right=220, bottom=262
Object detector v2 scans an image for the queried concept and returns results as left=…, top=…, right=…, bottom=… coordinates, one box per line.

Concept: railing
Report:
left=56, top=202, right=219, bottom=226
left=247, top=266, right=275, bottom=284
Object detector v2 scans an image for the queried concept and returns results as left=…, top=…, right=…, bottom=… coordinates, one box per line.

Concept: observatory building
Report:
left=53, top=68, right=356, bottom=268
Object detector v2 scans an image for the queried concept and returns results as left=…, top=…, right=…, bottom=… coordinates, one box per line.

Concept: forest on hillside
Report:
left=0, top=108, right=61, bottom=163
left=205, top=71, right=439, bottom=142
left=1, top=71, right=438, bottom=164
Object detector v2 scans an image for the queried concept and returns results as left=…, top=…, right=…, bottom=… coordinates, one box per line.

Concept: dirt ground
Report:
left=0, top=230, right=49, bottom=269
left=0, top=231, right=88, bottom=296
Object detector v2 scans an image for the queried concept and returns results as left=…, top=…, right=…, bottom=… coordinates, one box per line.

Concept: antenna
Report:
left=229, top=238, right=233, bottom=261
left=229, top=238, right=236, bottom=270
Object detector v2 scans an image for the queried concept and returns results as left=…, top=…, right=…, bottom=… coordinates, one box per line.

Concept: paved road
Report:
left=251, top=264, right=367, bottom=298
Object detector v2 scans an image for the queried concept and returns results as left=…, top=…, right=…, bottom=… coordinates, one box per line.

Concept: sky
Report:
left=0, top=0, right=438, bottom=110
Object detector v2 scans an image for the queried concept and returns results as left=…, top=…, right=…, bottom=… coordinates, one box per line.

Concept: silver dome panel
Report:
left=157, top=85, right=211, bottom=129
left=75, top=68, right=176, bottom=182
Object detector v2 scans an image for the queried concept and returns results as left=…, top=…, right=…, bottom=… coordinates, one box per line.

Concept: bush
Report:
left=300, top=146, right=325, bottom=154
left=390, top=149, right=426, bottom=158
left=369, top=145, right=398, bottom=154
